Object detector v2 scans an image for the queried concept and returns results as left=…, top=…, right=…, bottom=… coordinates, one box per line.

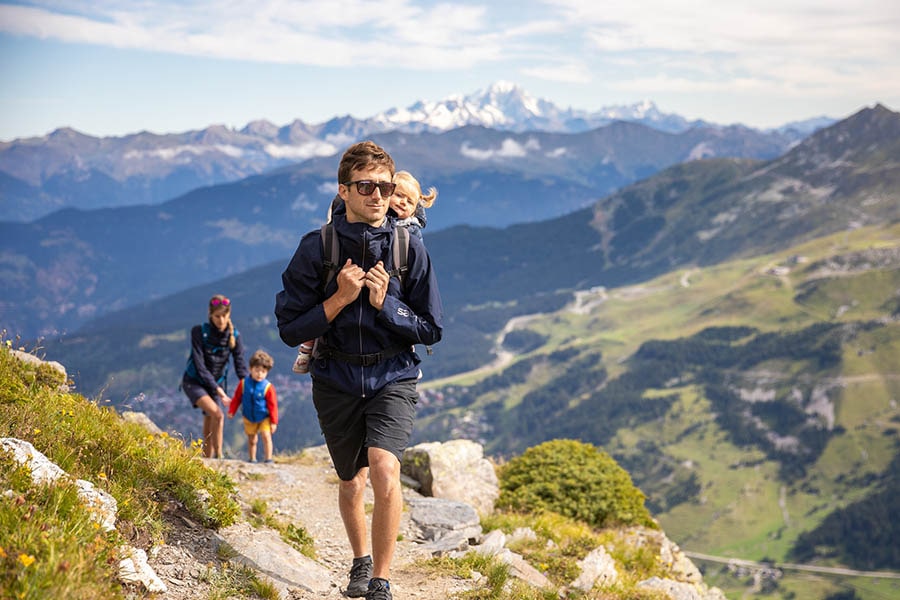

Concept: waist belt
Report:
left=319, top=344, right=409, bottom=367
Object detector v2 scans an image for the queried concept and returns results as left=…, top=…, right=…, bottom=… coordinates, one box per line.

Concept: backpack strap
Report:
left=320, top=222, right=341, bottom=291
left=388, top=225, right=409, bottom=288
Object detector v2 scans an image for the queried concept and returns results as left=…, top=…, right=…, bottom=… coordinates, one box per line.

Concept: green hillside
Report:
left=417, top=222, right=900, bottom=599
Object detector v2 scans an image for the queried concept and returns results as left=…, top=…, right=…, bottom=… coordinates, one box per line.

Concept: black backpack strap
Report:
left=320, top=222, right=340, bottom=291
left=389, top=225, right=409, bottom=288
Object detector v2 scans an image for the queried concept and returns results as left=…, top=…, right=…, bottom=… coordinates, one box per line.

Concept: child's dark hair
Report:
left=250, top=350, right=274, bottom=370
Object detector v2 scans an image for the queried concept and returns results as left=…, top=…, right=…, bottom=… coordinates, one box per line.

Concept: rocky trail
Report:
left=147, top=447, right=480, bottom=599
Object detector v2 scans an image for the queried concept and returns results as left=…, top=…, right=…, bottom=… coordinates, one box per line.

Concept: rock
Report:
left=471, top=538, right=553, bottom=590
left=623, top=527, right=702, bottom=583
left=1, top=438, right=117, bottom=531
left=570, top=546, right=618, bottom=591
left=407, top=496, right=482, bottom=554
left=120, top=411, right=164, bottom=435
left=638, top=576, right=727, bottom=600
left=10, top=349, right=69, bottom=391
left=119, top=547, right=168, bottom=593
left=401, top=439, right=499, bottom=515
left=219, top=521, right=334, bottom=597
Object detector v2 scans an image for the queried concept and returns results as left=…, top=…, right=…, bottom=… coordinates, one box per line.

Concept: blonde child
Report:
left=228, top=350, right=279, bottom=463
left=390, top=170, right=437, bottom=240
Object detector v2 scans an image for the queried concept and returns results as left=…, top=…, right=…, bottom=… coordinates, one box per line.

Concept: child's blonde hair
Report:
left=250, top=350, right=274, bottom=370
left=393, top=171, right=437, bottom=208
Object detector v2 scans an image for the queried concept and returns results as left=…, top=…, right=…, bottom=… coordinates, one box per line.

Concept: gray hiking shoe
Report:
left=344, top=555, right=372, bottom=597
left=365, top=578, right=392, bottom=600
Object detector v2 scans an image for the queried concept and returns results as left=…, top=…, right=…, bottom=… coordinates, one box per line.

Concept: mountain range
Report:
left=0, top=81, right=828, bottom=222
left=29, top=102, right=900, bottom=598
left=1, top=114, right=806, bottom=339
left=44, top=102, right=897, bottom=388
left=5, top=92, right=899, bottom=599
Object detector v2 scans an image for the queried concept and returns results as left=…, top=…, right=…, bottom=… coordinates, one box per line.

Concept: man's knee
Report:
left=367, top=448, right=400, bottom=488
left=339, top=467, right=369, bottom=495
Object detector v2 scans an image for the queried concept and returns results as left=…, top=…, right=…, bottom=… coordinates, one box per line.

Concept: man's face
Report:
left=338, top=165, right=393, bottom=226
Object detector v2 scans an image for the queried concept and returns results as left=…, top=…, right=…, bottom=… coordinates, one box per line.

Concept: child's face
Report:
left=249, top=364, right=268, bottom=382
left=390, top=183, right=417, bottom=220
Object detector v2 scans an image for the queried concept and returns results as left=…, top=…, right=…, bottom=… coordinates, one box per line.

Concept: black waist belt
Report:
left=319, top=344, right=409, bottom=367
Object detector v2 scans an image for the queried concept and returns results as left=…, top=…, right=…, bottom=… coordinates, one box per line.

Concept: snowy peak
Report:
left=368, top=81, right=696, bottom=134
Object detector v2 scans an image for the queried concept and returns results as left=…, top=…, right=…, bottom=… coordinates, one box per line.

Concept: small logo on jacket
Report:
left=397, top=307, right=410, bottom=317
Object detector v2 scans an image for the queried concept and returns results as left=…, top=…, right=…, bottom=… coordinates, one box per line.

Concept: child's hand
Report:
left=271, top=424, right=277, bottom=434
left=227, top=413, right=234, bottom=420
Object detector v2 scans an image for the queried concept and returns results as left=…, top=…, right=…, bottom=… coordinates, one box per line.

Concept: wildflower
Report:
left=97, top=472, right=107, bottom=481
left=5, top=340, right=11, bottom=349
left=33, top=428, right=41, bottom=435
left=0, top=545, right=6, bottom=558
left=18, top=553, right=35, bottom=567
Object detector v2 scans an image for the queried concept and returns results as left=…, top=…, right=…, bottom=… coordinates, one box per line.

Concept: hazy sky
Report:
left=1, top=0, right=898, bottom=141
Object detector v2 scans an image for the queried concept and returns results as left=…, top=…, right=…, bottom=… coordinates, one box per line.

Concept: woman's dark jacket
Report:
left=184, top=322, right=248, bottom=395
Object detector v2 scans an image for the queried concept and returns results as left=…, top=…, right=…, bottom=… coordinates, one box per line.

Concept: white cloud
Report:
left=460, top=138, right=538, bottom=160
left=263, top=141, right=338, bottom=160
left=0, top=1, right=510, bottom=69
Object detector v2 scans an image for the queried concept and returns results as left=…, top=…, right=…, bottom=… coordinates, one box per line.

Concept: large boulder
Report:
left=401, top=439, right=499, bottom=515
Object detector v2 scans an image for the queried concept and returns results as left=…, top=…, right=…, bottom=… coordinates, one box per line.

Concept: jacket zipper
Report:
left=358, top=229, right=367, bottom=398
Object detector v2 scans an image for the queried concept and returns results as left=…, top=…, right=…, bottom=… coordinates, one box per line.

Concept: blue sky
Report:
left=1, top=0, right=898, bottom=141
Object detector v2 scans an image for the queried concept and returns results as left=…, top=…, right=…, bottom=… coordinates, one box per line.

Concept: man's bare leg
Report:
left=339, top=466, right=370, bottom=558
left=368, top=447, right=402, bottom=580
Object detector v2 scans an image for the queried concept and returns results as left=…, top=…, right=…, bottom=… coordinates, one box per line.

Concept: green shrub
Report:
left=496, top=439, right=656, bottom=529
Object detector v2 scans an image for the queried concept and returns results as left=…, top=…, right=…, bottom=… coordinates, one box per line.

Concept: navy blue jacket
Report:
left=185, top=322, right=248, bottom=395
left=274, top=204, right=443, bottom=397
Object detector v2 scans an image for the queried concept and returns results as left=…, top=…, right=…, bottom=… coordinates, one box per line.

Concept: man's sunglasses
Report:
left=342, top=180, right=396, bottom=197
left=210, top=297, right=230, bottom=307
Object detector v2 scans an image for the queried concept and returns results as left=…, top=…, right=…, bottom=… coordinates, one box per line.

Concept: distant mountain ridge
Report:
left=0, top=82, right=828, bottom=221
left=0, top=119, right=803, bottom=339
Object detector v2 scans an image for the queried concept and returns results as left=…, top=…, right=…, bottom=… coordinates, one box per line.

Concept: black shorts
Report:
left=181, top=375, right=215, bottom=411
left=312, top=378, right=418, bottom=481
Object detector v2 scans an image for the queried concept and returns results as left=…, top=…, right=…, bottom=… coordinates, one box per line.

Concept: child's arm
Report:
left=227, top=380, right=244, bottom=418
left=266, top=384, right=278, bottom=433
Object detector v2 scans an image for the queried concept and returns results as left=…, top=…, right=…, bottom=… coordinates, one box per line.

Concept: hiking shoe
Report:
left=344, top=555, right=372, bottom=597
left=365, top=578, right=391, bottom=600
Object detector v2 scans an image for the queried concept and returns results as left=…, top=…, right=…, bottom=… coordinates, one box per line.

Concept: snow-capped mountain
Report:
left=366, top=81, right=703, bottom=134
left=0, top=81, right=829, bottom=221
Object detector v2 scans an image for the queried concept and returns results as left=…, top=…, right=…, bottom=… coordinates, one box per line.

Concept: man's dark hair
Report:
left=337, top=141, right=395, bottom=184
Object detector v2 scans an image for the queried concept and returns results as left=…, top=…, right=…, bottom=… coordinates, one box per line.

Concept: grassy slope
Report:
left=422, top=221, right=900, bottom=599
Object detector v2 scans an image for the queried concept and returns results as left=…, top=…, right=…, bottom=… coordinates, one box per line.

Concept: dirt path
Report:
left=211, top=448, right=477, bottom=599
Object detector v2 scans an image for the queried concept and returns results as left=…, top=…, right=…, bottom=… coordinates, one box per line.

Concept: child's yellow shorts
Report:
left=243, top=417, right=271, bottom=435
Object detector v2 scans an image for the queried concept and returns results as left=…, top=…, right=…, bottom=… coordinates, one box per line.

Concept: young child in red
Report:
left=228, top=350, right=278, bottom=463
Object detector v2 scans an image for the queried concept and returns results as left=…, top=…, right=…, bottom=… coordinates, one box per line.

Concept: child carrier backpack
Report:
left=320, top=197, right=432, bottom=355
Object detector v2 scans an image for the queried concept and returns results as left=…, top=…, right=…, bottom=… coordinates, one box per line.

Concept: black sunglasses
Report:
left=342, top=180, right=396, bottom=197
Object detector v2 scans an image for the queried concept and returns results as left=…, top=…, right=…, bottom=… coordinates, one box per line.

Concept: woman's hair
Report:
left=208, top=294, right=236, bottom=349
left=393, top=170, right=437, bottom=208
left=249, top=350, right=274, bottom=370
left=337, top=141, right=395, bottom=185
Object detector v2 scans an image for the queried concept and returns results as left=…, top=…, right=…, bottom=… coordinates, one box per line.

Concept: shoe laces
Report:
left=366, top=578, right=391, bottom=600
left=350, top=558, right=372, bottom=581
